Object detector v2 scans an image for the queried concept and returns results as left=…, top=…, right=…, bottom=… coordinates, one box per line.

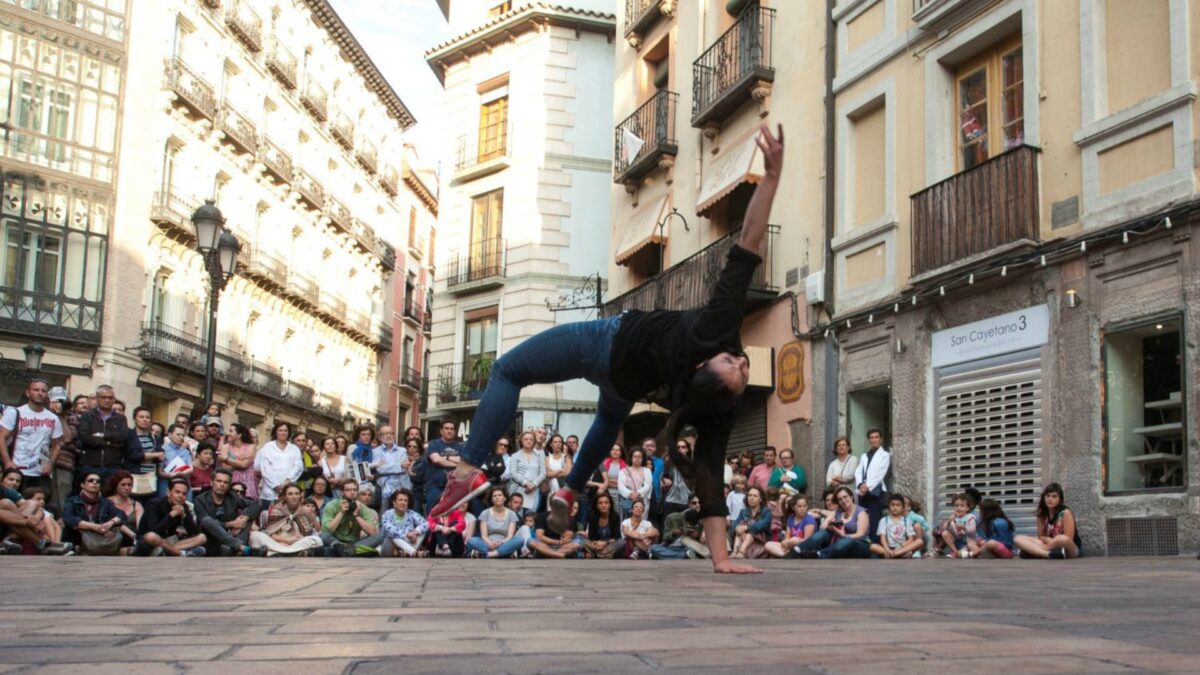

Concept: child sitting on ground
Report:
left=903, top=496, right=931, bottom=558
left=870, top=493, right=921, bottom=559
left=969, top=498, right=1015, bottom=559
left=939, top=493, right=979, bottom=558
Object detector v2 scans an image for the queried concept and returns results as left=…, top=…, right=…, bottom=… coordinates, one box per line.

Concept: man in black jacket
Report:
left=75, top=385, right=135, bottom=488
left=194, top=468, right=261, bottom=556
left=136, top=477, right=206, bottom=556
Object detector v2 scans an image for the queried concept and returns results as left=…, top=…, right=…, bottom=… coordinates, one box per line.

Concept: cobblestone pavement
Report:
left=0, top=557, right=1197, bottom=674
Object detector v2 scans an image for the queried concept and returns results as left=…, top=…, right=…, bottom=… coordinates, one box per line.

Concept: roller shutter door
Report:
left=935, top=350, right=1043, bottom=534
left=726, top=391, right=768, bottom=461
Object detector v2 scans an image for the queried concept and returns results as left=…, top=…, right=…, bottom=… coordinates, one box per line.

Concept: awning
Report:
left=696, top=128, right=765, bottom=218
left=615, top=194, right=670, bottom=266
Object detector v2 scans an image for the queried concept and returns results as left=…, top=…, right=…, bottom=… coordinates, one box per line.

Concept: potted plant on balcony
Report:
left=436, top=371, right=456, bottom=404
left=466, top=356, right=494, bottom=400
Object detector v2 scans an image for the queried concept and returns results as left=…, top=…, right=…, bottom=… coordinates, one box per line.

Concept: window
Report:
left=403, top=336, right=414, bottom=372
left=469, top=189, right=503, bottom=278
left=488, top=2, right=512, bottom=18
left=213, top=173, right=229, bottom=202
left=478, top=96, right=508, bottom=162
left=149, top=270, right=171, bottom=325
left=847, top=383, right=891, bottom=450
left=463, top=307, right=498, bottom=390
left=955, top=37, right=1023, bottom=170
left=161, top=143, right=179, bottom=193
left=409, top=206, right=418, bottom=249
left=1103, top=317, right=1185, bottom=493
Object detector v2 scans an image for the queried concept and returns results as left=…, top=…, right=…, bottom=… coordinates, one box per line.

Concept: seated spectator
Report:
left=1, top=477, right=70, bottom=555
left=358, top=481, right=379, bottom=514
left=870, top=493, right=922, bottom=559
left=768, top=449, right=807, bottom=497
left=583, top=492, right=622, bottom=559
left=793, top=485, right=871, bottom=559
left=104, top=470, right=143, bottom=545
left=1, top=468, right=21, bottom=493
left=249, top=483, right=328, bottom=556
left=1015, top=483, right=1080, bottom=559
left=21, top=486, right=65, bottom=548
left=937, top=493, right=979, bottom=558
left=528, top=505, right=583, bottom=559
left=652, top=495, right=709, bottom=560
left=381, top=488, right=428, bottom=557
left=617, top=447, right=652, bottom=519
left=970, top=499, right=1015, bottom=559
left=320, top=479, right=381, bottom=557
left=765, top=494, right=817, bottom=558
left=194, top=468, right=262, bottom=556
left=61, top=471, right=125, bottom=554
left=466, top=486, right=521, bottom=558
left=726, top=475, right=747, bottom=524
left=308, top=475, right=333, bottom=512
left=903, top=496, right=931, bottom=556
left=136, top=477, right=206, bottom=556
left=620, top=499, right=658, bottom=559
left=190, top=444, right=216, bottom=495
left=730, top=486, right=772, bottom=559
left=428, top=502, right=466, bottom=558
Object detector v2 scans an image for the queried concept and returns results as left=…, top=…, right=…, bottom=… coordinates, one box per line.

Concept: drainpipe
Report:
left=821, top=0, right=840, bottom=467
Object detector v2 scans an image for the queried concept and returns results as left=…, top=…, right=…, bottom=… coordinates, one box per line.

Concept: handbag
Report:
left=131, top=465, right=158, bottom=496
left=81, top=529, right=122, bottom=555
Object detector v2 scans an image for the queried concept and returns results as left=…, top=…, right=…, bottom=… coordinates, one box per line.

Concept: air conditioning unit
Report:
left=804, top=271, right=825, bottom=305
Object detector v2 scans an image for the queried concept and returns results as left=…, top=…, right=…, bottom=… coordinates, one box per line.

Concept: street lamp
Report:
left=22, top=342, right=44, bottom=371
left=191, top=200, right=241, bottom=407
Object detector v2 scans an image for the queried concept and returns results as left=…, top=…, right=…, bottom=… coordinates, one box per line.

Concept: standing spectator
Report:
left=602, top=444, right=626, bottom=507
left=528, top=505, right=583, bottom=559
left=127, top=407, right=164, bottom=499
left=730, top=486, right=772, bottom=559
left=620, top=499, right=658, bottom=559
left=308, top=475, right=333, bottom=512
left=404, top=426, right=423, bottom=443
left=794, top=486, right=871, bottom=559
left=737, top=452, right=753, bottom=479
left=317, top=437, right=349, bottom=493
left=218, top=423, right=258, bottom=502
left=46, top=387, right=77, bottom=510
left=0, top=379, right=64, bottom=495
left=618, top=447, right=653, bottom=518
left=255, top=421, right=303, bottom=508
left=642, top=438, right=665, bottom=522
left=158, top=424, right=193, bottom=498
left=250, top=483, right=328, bottom=556
left=194, top=468, right=261, bottom=556
left=103, top=470, right=143, bottom=546
left=826, top=436, right=857, bottom=488
left=970, top=498, right=1016, bottom=559
left=403, top=438, right=423, bottom=507
left=765, top=494, right=817, bottom=558
left=424, top=419, right=464, bottom=512
left=295, top=432, right=320, bottom=492
left=370, top=426, right=407, bottom=507
left=769, top=448, right=807, bottom=497
left=350, top=425, right=375, bottom=467
left=190, top=444, right=216, bottom=495
left=653, top=495, right=709, bottom=559
left=466, top=486, right=522, bottom=558
left=747, top=447, right=776, bottom=491
left=532, top=427, right=548, bottom=452
left=187, top=422, right=208, bottom=453
left=870, top=493, right=922, bottom=559
left=565, top=434, right=580, bottom=462
left=198, top=402, right=223, bottom=434
left=62, top=471, right=126, bottom=555
left=544, top=434, right=572, bottom=508
left=1014, top=483, right=1081, bottom=559
left=380, top=488, right=428, bottom=558
left=583, top=492, right=622, bottom=559
left=507, top=430, right=546, bottom=511
left=427, top=503, right=467, bottom=558
left=136, top=477, right=206, bottom=556
left=853, top=428, right=891, bottom=541
left=661, top=438, right=693, bottom=522
left=320, top=479, right=380, bottom=556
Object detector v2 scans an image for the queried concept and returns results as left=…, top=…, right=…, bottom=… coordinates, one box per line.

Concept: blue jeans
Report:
left=466, top=536, right=524, bottom=557
left=462, top=317, right=634, bottom=494
left=794, top=530, right=870, bottom=559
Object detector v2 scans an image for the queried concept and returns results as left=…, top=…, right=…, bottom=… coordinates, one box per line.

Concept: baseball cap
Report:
left=48, top=386, right=68, bottom=403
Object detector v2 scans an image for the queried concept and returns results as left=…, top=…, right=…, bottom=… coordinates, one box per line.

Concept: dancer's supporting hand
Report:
left=702, top=515, right=762, bottom=574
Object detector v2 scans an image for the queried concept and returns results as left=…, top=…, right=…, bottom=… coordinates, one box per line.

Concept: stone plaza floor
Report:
left=0, top=557, right=1197, bottom=674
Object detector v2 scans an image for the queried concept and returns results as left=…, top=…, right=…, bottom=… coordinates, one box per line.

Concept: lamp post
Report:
left=191, top=200, right=242, bottom=407
left=0, top=342, right=46, bottom=386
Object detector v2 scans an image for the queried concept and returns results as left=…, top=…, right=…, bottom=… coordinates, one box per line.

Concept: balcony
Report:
left=243, top=245, right=288, bottom=288
left=0, top=287, right=102, bottom=345
left=350, top=219, right=377, bottom=254
left=614, top=90, right=679, bottom=186
left=691, top=5, right=775, bottom=129
left=446, top=237, right=507, bottom=294
left=163, top=57, right=216, bottom=121
left=400, top=365, right=422, bottom=392
left=150, top=188, right=199, bottom=243
left=282, top=380, right=316, bottom=408
left=314, top=391, right=343, bottom=419
left=199, top=0, right=221, bottom=9
left=910, top=145, right=1040, bottom=278
left=402, top=294, right=421, bottom=325
left=381, top=165, right=400, bottom=196
left=377, top=240, right=396, bottom=272
left=318, top=288, right=347, bottom=320
left=625, top=0, right=674, bottom=45
left=431, top=361, right=491, bottom=406
left=284, top=270, right=318, bottom=306
left=244, top=360, right=284, bottom=398
left=345, top=308, right=371, bottom=337
left=355, top=141, right=378, bottom=175
left=424, top=306, right=432, bottom=334
left=265, top=39, right=298, bottom=90
left=452, top=130, right=510, bottom=184
left=330, top=109, right=355, bottom=151
left=139, top=321, right=245, bottom=385
left=325, top=195, right=351, bottom=234
left=912, top=0, right=987, bottom=30
left=374, top=320, right=393, bottom=352
left=215, top=104, right=257, bottom=156
left=300, top=79, right=328, bottom=122
left=603, top=225, right=779, bottom=315
left=409, top=232, right=427, bottom=261
left=293, top=168, right=325, bottom=211
left=225, top=0, right=263, bottom=52
left=258, top=136, right=293, bottom=185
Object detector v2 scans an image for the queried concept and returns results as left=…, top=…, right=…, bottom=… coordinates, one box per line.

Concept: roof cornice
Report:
left=302, top=0, right=417, bottom=130
left=424, top=3, right=615, bottom=84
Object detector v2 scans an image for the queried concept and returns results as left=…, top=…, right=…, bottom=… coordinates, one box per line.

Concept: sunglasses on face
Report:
left=84, top=478, right=100, bottom=484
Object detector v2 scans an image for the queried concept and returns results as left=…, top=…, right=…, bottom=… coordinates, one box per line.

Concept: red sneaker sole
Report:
left=430, top=480, right=492, bottom=519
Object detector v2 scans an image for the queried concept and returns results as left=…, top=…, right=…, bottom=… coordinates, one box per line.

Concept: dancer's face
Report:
left=701, top=351, right=750, bottom=394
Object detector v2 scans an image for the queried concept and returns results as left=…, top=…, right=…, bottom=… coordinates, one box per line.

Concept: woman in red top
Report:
left=428, top=504, right=466, bottom=558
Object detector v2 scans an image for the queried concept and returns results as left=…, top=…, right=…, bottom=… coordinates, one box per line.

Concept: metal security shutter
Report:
left=726, top=391, right=768, bottom=461
left=935, top=350, right=1043, bottom=534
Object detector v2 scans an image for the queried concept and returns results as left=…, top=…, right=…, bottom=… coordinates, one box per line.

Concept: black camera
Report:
left=346, top=500, right=358, bottom=516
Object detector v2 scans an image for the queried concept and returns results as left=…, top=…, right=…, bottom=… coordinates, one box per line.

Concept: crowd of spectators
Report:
left=0, top=378, right=1083, bottom=560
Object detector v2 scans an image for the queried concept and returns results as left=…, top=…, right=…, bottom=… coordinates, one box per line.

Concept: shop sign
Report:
left=776, top=341, right=805, bottom=403
left=931, top=304, right=1049, bottom=368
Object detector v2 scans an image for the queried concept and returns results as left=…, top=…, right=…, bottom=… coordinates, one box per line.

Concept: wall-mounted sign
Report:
left=931, top=304, right=1050, bottom=368
left=776, top=340, right=805, bottom=403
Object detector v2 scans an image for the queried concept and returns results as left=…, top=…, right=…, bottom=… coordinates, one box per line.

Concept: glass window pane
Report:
left=63, top=231, right=85, bottom=298
left=84, top=236, right=104, bottom=300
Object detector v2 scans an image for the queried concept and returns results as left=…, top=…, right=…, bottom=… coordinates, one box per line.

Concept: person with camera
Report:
left=320, top=478, right=380, bottom=556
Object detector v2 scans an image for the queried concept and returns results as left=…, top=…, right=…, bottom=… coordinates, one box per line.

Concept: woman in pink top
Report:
left=219, top=423, right=258, bottom=502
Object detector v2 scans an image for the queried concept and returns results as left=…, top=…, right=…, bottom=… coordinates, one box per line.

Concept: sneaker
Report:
left=0, top=539, right=23, bottom=554
left=685, top=549, right=698, bottom=560
left=1048, top=548, right=1066, bottom=560
left=959, top=550, right=972, bottom=559
left=798, top=549, right=820, bottom=560
left=547, top=488, right=576, bottom=536
left=184, top=546, right=207, bottom=557
left=40, top=542, right=74, bottom=556
left=339, top=543, right=357, bottom=558
left=428, top=468, right=490, bottom=519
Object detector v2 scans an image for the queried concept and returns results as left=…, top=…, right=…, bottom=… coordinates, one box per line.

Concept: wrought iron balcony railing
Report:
left=345, top=308, right=371, bottom=336
left=293, top=168, right=324, bottom=211
left=603, top=225, right=779, bottom=316
left=265, top=38, right=298, bottom=90
left=374, top=320, right=393, bottom=351
left=0, top=286, right=102, bottom=345
left=400, top=365, right=422, bottom=391
left=284, top=270, right=318, bottom=306
left=625, top=0, right=671, bottom=40
left=140, top=321, right=246, bottom=385
left=402, top=294, right=421, bottom=324
left=243, top=245, right=288, bottom=287
left=454, top=128, right=510, bottom=180
left=350, top=219, right=377, bottom=254
left=446, top=237, right=507, bottom=292
left=300, top=79, right=328, bottom=122
left=355, top=140, right=378, bottom=175
left=215, top=103, right=257, bottom=156
left=432, top=361, right=492, bottom=405
left=150, top=188, right=200, bottom=243
left=381, top=164, right=400, bottom=196
left=330, top=109, right=354, bottom=150
left=377, top=240, right=396, bottom=272
left=225, top=0, right=263, bottom=52
left=325, top=195, right=351, bottom=234
left=614, top=90, right=678, bottom=185
left=282, top=380, right=315, bottom=408
left=910, top=145, right=1041, bottom=277
left=258, top=136, right=293, bottom=185
left=318, top=288, right=347, bottom=319
left=691, top=5, right=775, bottom=128
left=163, top=57, right=216, bottom=120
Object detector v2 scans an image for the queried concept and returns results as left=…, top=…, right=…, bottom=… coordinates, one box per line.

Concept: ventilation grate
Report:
left=1106, top=517, right=1179, bottom=556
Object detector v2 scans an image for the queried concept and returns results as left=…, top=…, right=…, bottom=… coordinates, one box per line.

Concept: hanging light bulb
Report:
left=1080, top=240, right=1087, bottom=253
left=911, top=295, right=917, bottom=306
left=939, top=286, right=946, bottom=296
left=1164, top=216, right=1173, bottom=229
left=1001, top=266, right=1007, bottom=277
left=968, top=274, right=975, bottom=285
left=1040, top=255, right=1047, bottom=267
left=1122, top=231, right=1129, bottom=244
left=893, top=303, right=899, bottom=313
left=868, top=314, right=874, bottom=324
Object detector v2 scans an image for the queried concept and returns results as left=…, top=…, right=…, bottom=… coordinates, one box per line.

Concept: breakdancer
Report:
left=429, top=124, right=784, bottom=573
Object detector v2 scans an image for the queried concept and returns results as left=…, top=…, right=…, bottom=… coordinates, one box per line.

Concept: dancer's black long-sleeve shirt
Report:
left=608, top=244, right=762, bottom=519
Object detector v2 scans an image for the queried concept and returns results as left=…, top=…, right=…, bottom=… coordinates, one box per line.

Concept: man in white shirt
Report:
left=0, top=379, right=64, bottom=494
left=854, top=428, right=892, bottom=543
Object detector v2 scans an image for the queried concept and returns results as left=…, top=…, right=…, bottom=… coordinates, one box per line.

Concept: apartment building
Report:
left=423, top=0, right=615, bottom=439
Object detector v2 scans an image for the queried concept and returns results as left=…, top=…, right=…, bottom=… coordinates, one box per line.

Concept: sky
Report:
left=328, top=0, right=450, bottom=170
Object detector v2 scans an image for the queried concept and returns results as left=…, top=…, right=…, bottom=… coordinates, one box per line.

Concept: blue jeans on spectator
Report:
left=794, top=530, right=871, bottom=559
left=460, top=318, right=634, bottom=494
left=466, top=536, right=524, bottom=557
